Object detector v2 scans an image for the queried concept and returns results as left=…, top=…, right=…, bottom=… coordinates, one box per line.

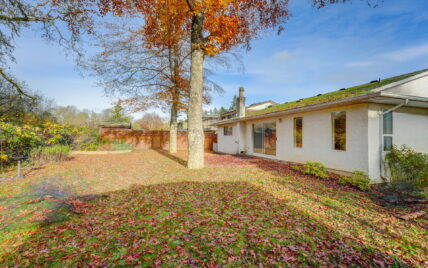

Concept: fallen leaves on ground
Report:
left=0, top=150, right=426, bottom=266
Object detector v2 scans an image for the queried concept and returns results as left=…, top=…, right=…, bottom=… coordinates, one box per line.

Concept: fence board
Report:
left=99, top=128, right=216, bottom=151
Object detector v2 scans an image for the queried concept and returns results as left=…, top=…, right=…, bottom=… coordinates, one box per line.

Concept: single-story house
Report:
left=220, top=97, right=278, bottom=120
left=214, top=69, right=428, bottom=183
left=178, top=114, right=221, bottom=131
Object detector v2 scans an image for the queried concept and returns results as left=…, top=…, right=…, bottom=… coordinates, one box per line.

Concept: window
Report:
left=224, top=126, right=233, bottom=136
left=253, top=123, right=263, bottom=153
left=252, top=122, right=277, bottom=155
left=332, top=111, right=346, bottom=151
left=294, top=117, right=303, bottom=148
left=383, top=111, right=393, bottom=151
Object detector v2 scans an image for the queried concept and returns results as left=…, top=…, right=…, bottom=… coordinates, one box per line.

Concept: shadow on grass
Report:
left=4, top=180, right=405, bottom=267
left=0, top=177, right=108, bottom=260
left=154, top=149, right=187, bottom=167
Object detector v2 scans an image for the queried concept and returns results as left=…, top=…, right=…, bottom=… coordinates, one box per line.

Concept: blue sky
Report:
left=11, top=0, right=428, bottom=116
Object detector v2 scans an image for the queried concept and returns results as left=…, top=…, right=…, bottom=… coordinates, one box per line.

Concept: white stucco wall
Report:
left=394, top=108, right=428, bottom=153
left=384, top=73, right=428, bottom=98
left=242, top=104, right=370, bottom=174
left=217, top=102, right=428, bottom=183
left=237, top=122, right=247, bottom=153
left=368, top=104, right=428, bottom=182
left=217, top=124, right=239, bottom=154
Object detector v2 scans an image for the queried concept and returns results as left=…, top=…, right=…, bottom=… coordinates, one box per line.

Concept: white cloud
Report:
left=380, top=44, right=428, bottom=62
left=345, top=43, right=428, bottom=69
left=272, top=50, right=299, bottom=61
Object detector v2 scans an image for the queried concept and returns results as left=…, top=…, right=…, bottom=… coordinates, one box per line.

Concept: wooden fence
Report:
left=99, top=128, right=216, bottom=151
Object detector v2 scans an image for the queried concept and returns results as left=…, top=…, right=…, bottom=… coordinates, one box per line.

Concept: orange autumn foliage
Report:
left=96, top=0, right=291, bottom=56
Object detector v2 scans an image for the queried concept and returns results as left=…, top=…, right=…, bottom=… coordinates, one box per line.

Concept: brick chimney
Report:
left=237, top=87, right=246, bottom=118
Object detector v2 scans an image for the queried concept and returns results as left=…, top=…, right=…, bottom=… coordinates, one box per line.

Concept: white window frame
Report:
left=224, top=126, right=233, bottom=136
left=293, top=117, right=303, bottom=148
left=331, top=111, right=347, bottom=151
left=382, top=110, right=393, bottom=152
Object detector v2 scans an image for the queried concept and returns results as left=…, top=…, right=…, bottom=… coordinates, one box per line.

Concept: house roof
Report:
left=247, top=100, right=278, bottom=109
left=215, top=69, right=428, bottom=126
left=220, top=100, right=279, bottom=116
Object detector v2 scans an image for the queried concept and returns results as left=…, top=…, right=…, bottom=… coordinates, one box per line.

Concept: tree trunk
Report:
left=187, top=11, right=205, bottom=169
left=169, top=95, right=178, bottom=154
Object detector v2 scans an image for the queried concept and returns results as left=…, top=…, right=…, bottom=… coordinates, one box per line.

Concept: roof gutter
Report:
left=379, top=92, right=428, bottom=102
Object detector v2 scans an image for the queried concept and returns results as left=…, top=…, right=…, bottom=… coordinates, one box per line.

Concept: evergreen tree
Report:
left=109, top=102, right=131, bottom=123
left=229, top=95, right=238, bottom=111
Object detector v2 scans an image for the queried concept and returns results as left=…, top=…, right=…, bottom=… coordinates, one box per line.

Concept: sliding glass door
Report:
left=252, top=122, right=277, bottom=155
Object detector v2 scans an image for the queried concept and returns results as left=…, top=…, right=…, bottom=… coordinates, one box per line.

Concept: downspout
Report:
left=378, top=99, right=409, bottom=180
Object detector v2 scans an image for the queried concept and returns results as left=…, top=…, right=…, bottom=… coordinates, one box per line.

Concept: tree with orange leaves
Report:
left=93, top=0, right=290, bottom=168
left=90, top=0, right=363, bottom=169
left=87, top=21, right=224, bottom=153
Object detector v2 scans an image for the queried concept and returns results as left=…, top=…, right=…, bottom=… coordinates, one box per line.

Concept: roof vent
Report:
left=339, top=88, right=346, bottom=91
left=370, top=78, right=381, bottom=84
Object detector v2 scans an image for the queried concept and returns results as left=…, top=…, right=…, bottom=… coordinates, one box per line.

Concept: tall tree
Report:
left=94, top=0, right=291, bottom=169
left=88, top=21, right=223, bottom=153
left=137, top=112, right=167, bottom=130
left=109, top=102, right=131, bottom=123
left=229, top=95, right=238, bottom=111
left=0, top=80, right=54, bottom=124
left=88, top=22, right=191, bottom=153
left=84, top=0, right=362, bottom=168
left=0, top=0, right=91, bottom=97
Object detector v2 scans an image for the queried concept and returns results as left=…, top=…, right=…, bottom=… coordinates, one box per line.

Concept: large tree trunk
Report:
left=169, top=94, right=178, bottom=154
left=187, top=11, right=205, bottom=169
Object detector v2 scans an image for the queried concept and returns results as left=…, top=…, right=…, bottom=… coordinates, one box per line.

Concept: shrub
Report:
left=74, top=132, right=107, bottom=151
left=0, top=122, right=43, bottom=164
left=385, top=145, right=428, bottom=192
left=290, top=164, right=302, bottom=172
left=303, top=161, right=328, bottom=179
left=30, top=145, right=72, bottom=164
left=111, top=140, right=133, bottom=151
left=82, top=143, right=100, bottom=151
left=42, top=122, right=78, bottom=146
left=0, top=121, right=97, bottom=165
left=339, top=171, right=371, bottom=191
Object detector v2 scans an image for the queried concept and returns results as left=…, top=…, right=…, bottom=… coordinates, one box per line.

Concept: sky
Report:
left=11, top=0, right=428, bottom=117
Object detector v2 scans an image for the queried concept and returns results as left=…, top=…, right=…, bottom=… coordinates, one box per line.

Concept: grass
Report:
left=243, top=69, right=428, bottom=117
left=0, top=150, right=426, bottom=266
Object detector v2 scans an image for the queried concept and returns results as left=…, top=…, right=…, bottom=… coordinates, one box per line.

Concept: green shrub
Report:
left=111, top=140, right=133, bottom=151
left=303, top=161, right=328, bottom=179
left=73, top=130, right=106, bottom=151
left=339, top=171, right=371, bottom=191
left=290, top=164, right=302, bottom=172
left=0, top=122, right=43, bottom=164
left=385, top=145, right=428, bottom=192
left=0, top=121, right=96, bottom=165
left=82, top=143, right=100, bottom=151
left=30, top=145, right=72, bottom=164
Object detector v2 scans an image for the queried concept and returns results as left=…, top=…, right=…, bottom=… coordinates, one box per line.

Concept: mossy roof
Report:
left=243, top=69, right=428, bottom=118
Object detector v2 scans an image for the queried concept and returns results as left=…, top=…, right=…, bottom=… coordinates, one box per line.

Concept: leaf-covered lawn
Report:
left=0, top=150, right=427, bottom=266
